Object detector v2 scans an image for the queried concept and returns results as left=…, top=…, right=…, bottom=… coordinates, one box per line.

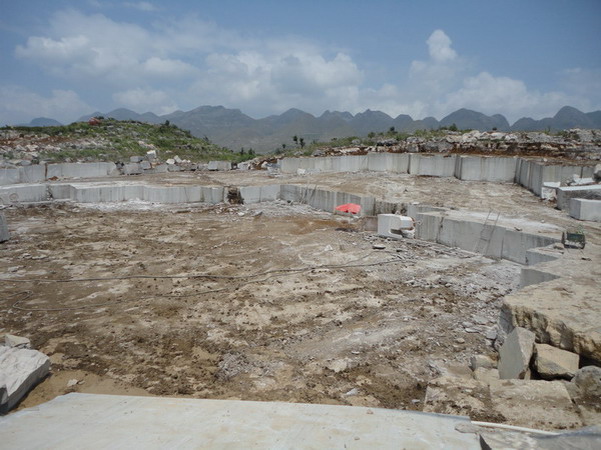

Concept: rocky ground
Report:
left=1, top=198, right=518, bottom=420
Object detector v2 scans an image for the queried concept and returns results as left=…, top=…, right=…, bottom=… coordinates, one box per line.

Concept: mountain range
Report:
left=24, top=105, right=601, bottom=153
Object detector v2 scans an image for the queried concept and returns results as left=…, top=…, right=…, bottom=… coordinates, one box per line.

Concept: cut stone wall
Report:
left=280, top=154, right=597, bottom=200
left=415, top=210, right=561, bottom=264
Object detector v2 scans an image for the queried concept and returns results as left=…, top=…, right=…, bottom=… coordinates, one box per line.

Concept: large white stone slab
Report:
left=557, top=185, right=601, bottom=210
left=208, top=160, right=232, bottom=171
left=569, top=198, right=601, bottom=222
left=0, top=346, right=50, bottom=414
left=0, top=393, right=480, bottom=449
left=46, top=162, right=118, bottom=179
left=0, top=184, right=48, bottom=204
left=377, top=214, right=414, bottom=239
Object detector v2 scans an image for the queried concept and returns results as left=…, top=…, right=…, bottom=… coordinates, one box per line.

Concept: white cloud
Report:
left=192, top=48, right=363, bottom=116
left=15, top=10, right=198, bottom=84
left=432, top=70, right=601, bottom=122
left=13, top=9, right=364, bottom=117
left=10, top=11, right=601, bottom=122
left=142, top=57, right=198, bottom=78
left=16, top=35, right=91, bottom=63
left=112, top=88, right=178, bottom=115
left=355, top=30, right=600, bottom=122
left=360, top=29, right=467, bottom=118
left=0, top=86, right=92, bottom=125
left=426, top=29, right=457, bottom=63
left=124, top=2, right=158, bottom=12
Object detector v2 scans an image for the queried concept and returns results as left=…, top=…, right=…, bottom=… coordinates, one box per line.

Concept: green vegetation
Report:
left=1, top=119, right=254, bottom=163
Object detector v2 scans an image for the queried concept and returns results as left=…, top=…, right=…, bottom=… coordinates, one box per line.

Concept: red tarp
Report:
left=335, top=203, right=362, bottom=214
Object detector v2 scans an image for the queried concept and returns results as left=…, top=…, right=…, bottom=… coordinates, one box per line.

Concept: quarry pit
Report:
left=1, top=159, right=600, bottom=433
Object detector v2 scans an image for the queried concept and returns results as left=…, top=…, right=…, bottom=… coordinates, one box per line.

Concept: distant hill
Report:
left=79, top=108, right=163, bottom=124
left=71, top=105, right=600, bottom=153
left=27, top=117, right=63, bottom=127
left=510, top=106, right=600, bottom=132
left=439, top=109, right=510, bottom=131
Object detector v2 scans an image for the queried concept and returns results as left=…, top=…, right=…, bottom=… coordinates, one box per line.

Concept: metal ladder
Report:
left=474, top=210, right=500, bottom=255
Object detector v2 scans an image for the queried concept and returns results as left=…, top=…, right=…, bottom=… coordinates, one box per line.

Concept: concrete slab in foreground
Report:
left=0, top=393, right=481, bottom=449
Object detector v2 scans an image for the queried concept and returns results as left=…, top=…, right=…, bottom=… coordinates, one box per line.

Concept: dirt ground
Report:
left=2, top=195, right=521, bottom=420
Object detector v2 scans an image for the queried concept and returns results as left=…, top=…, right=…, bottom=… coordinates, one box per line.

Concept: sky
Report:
left=1, top=0, right=600, bottom=125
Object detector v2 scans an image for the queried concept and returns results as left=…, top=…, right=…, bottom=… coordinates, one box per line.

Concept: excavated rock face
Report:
left=500, top=280, right=601, bottom=364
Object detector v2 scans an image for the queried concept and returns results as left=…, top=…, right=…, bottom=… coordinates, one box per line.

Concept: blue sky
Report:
left=1, top=0, right=600, bottom=125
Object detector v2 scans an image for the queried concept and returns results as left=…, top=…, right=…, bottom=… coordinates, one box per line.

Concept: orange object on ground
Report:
left=335, top=203, right=361, bottom=214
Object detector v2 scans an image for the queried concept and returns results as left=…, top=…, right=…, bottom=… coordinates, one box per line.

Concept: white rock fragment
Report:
left=326, top=359, right=348, bottom=373
left=4, top=335, right=31, bottom=349
left=343, top=388, right=359, bottom=397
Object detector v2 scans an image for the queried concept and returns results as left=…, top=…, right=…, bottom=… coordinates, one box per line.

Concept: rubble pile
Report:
left=423, top=323, right=601, bottom=430
left=118, top=151, right=202, bottom=175
left=0, top=127, right=137, bottom=166
left=314, top=129, right=601, bottom=160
